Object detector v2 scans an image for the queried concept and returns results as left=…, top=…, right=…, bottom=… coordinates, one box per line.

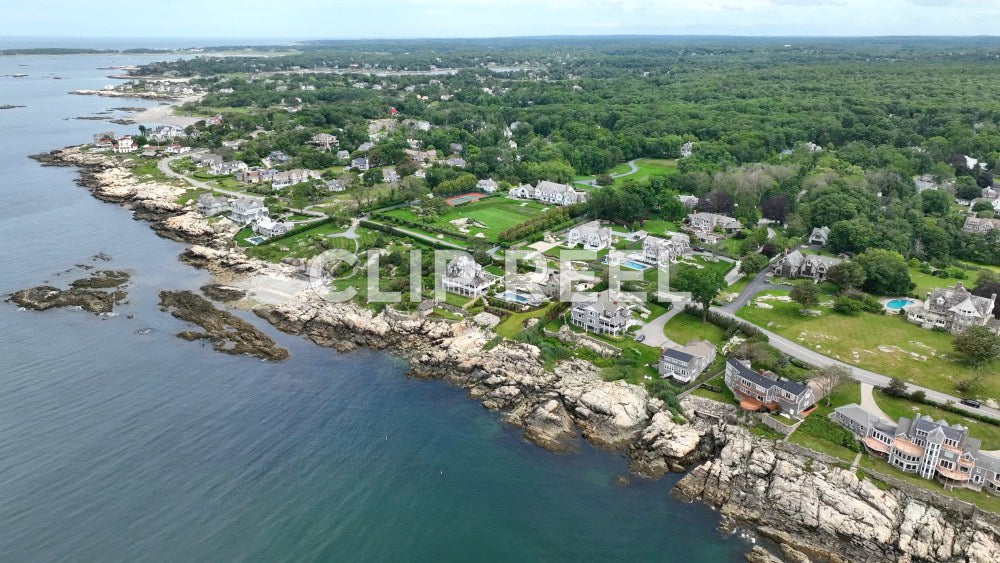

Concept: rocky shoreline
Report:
left=29, top=145, right=1000, bottom=562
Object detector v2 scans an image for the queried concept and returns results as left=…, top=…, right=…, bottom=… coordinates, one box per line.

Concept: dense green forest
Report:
left=143, top=37, right=1000, bottom=269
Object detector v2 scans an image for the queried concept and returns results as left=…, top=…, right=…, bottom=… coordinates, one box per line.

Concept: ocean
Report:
left=0, top=52, right=750, bottom=561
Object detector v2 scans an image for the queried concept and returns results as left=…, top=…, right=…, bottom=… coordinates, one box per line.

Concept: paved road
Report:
left=636, top=300, right=688, bottom=348
left=720, top=265, right=790, bottom=313
left=574, top=159, right=639, bottom=187
left=710, top=307, right=1000, bottom=419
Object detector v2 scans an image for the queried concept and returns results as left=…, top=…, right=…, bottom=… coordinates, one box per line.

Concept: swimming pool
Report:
left=886, top=298, right=915, bottom=310
left=498, top=290, right=531, bottom=304
left=622, top=260, right=650, bottom=271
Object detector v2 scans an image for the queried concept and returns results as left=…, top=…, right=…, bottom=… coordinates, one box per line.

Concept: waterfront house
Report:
left=93, top=132, right=117, bottom=149
left=724, top=359, right=816, bottom=418
left=229, top=197, right=268, bottom=225
left=442, top=256, right=499, bottom=298
left=569, top=291, right=631, bottom=336
left=687, top=212, right=741, bottom=233
left=774, top=250, right=842, bottom=282
left=833, top=404, right=1000, bottom=495
left=112, top=136, right=136, bottom=153
left=196, top=194, right=229, bottom=216
left=809, top=226, right=831, bottom=246
left=165, top=144, right=190, bottom=155
left=211, top=160, right=248, bottom=176
left=567, top=221, right=611, bottom=250
left=642, top=233, right=692, bottom=267
left=659, top=340, right=716, bottom=383
left=253, top=217, right=293, bottom=238
left=906, top=282, right=998, bottom=335
left=476, top=178, right=499, bottom=193
left=149, top=125, right=185, bottom=142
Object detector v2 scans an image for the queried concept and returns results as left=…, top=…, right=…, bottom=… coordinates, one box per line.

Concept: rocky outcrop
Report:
left=675, top=424, right=1000, bottom=562
left=8, top=285, right=125, bottom=314
left=628, top=412, right=705, bottom=478
left=253, top=298, right=678, bottom=457
left=158, top=290, right=289, bottom=361
left=31, top=146, right=237, bottom=248
left=69, top=269, right=130, bottom=289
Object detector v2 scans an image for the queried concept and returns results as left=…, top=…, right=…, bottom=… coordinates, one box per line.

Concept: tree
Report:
left=363, top=167, right=384, bottom=186
left=826, top=261, right=866, bottom=291
left=697, top=189, right=735, bottom=215
left=739, top=252, right=769, bottom=275
left=920, top=189, right=951, bottom=216
left=789, top=283, right=820, bottom=312
left=854, top=249, right=913, bottom=296
left=810, top=365, right=851, bottom=406
left=595, top=173, right=614, bottom=186
left=953, top=326, right=1000, bottom=366
left=884, top=378, right=908, bottom=397
left=761, top=195, right=791, bottom=223
left=955, top=176, right=982, bottom=200
left=673, top=267, right=727, bottom=321
left=827, top=220, right=875, bottom=254
left=972, top=270, right=1000, bottom=319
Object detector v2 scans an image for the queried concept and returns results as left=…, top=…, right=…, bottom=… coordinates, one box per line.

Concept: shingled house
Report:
left=906, top=282, right=998, bottom=335
left=724, top=359, right=816, bottom=418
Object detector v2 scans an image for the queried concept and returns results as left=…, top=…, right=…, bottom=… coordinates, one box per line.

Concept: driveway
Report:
left=636, top=300, right=688, bottom=348
left=574, top=159, right=639, bottom=186
left=720, top=265, right=790, bottom=313
left=860, top=382, right=892, bottom=421
left=710, top=307, right=1000, bottom=419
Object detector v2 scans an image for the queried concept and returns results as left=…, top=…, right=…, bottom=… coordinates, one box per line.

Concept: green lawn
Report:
left=859, top=455, right=1000, bottom=515
left=617, top=158, right=679, bottom=187
left=788, top=432, right=857, bottom=463
left=244, top=223, right=373, bottom=261
left=663, top=312, right=729, bottom=347
left=640, top=218, right=680, bottom=235
left=496, top=303, right=556, bottom=339
left=872, top=390, right=1000, bottom=450
left=382, top=199, right=547, bottom=243
left=737, top=290, right=1000, bottom=399
left=908, top=266, right=979, bottom=297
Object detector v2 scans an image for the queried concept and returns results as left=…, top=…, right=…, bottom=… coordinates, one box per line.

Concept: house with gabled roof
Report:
left=774, top=250, right=842, bottom=282
left=567, top=220, right=611, bottom=250
left=569, top=291, right=631, bottom=336
left=724, top=359, right=816, bottom=418
left=510, top=181, right=587, bottom=206
left=906, top=282, right=997, bottom=335
left=659, top=340, right=716, bottom=383
left=809, top=226, right=831, bottom=246
left=196, top=194, right=229, bottom=216
left=229, top=197, right=268, bottom=225
left=834, top=404, right=1000, bottom=494
left=688, top=212, right=741, bottom=233
left=643, top=233, right=692, bottom=267
left=963, top=216, right=1000, bottom=234
left=442, top=256, right=499, bottom=298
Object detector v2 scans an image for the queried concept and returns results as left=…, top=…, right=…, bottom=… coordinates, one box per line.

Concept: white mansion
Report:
left=442, top=256, right=499, bottom=298
left=510, top=181, right=587, bottom=206
left=569, top=291, right=632, bottom=336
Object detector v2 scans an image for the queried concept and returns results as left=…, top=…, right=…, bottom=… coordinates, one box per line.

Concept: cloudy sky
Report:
left=1, top=0, right=995, bottom=39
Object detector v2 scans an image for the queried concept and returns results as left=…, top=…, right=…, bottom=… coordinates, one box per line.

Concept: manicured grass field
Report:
left=639, top=218, right=680, bottom=235
left=873, top=390, right=1000, bottom=450
left=245, top=223, right=374, bottom=261
left=383, top=199, right=547, bottom=242
left=908, top=266, right=979, bottom=297
left=736, top=290, right=1000, bottom=399
left=619, top=159, right=679, bottom=186
left=663, top=312, right=729, bottom=347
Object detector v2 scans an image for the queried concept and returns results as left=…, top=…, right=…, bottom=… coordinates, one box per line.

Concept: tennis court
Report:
left=445, top=192, right=489, bottom=206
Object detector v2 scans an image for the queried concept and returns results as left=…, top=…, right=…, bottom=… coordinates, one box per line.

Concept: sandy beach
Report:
left=130, top=94, right=204, bottom=127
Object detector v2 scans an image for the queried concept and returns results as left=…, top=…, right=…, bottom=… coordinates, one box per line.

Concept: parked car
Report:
left=960, top=399, right=981, bottom=408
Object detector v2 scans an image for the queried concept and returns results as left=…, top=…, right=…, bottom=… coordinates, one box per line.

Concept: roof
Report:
left=661, top=348, right=694, bottom=363
left=926, top=283, right=993, bottom=317
left=810, top=226, right=830, bottom=239
left=536, top=180, right=578, bottom=194
left=727, top=359, right=809, bottom=396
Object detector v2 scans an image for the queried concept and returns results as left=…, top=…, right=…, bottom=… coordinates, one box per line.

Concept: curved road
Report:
left=575, top=159, right=640, bottom=187
left=711, top=306, right=1000, bottom=419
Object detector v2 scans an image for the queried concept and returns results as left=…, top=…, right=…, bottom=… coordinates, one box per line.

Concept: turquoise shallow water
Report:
left=0, top=52, right=750, bottom=561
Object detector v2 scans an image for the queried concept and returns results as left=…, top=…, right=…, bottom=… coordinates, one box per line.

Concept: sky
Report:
left=1, top=0, right=997, bottom=41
